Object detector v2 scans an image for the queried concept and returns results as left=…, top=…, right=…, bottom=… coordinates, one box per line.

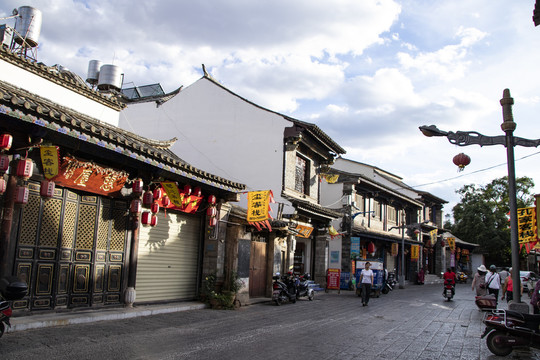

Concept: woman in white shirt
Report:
left=360, top=262, right=374, bottom=306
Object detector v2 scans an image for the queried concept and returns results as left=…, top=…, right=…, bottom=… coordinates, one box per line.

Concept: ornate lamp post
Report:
left=419, top=89, right=540, bottom=311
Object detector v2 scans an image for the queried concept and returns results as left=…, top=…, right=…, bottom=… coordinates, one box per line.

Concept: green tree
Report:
left=448, top=176, right=535, bottom=266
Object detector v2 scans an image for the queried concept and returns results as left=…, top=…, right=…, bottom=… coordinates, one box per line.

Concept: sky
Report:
left=2, top=0, right=540, bottom=219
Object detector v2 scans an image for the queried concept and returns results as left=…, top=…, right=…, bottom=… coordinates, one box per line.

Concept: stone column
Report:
left=313, top=234, right=328, bottom=288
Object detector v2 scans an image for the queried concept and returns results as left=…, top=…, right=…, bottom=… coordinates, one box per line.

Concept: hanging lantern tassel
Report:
left=453, top=153, right=471, bottom=172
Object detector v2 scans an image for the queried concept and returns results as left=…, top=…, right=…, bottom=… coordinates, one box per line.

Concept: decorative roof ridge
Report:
left=120, top=86, right=183, bottom=105
left=0, top=46, right=124, bottom=111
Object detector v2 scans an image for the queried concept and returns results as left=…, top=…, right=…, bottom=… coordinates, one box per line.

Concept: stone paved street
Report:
left=0, top=283, right=538, bottom=360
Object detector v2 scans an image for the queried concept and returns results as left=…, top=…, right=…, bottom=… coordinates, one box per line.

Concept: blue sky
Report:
left=3, top=0, right=540, bottom=217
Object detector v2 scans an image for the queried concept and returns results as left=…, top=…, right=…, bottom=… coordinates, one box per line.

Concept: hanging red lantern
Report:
left=0, top=154, right=9, bottom=173
left=0, top=134, right=12, bottom=151
left=143, top=190, right=153, bottom=207
left=130, top=199, right=142, bottom=214
left=150, top=214, right=158, bottom=227
left=151, top=201, right=160, bottom=214
left=16, top=158, right=33, bottom=179
left=193, top=187, right=202, bottom=197
left=0, top=178, right=6, bottom=195
left=153, top=187, right=163, bottom=200
left=132, top=179, right=144, bottom=195
left=209, top=217, right=217, bottom=227
left=141, top=211, right=152, bottom=225
left=162, top=195, right=171, bottom=207
left=15, top=185, right=29, bottom=204
left=183, top=184, right=192, bottom=195
left=206, top=206, right=217, bottom=217
left=208, top=195, right=216, bottom=205
left=367, top=242, right=375, bottom=255
left=40, top=180, right=55, bottom=198
left=453, top=153, right=471, bottom=172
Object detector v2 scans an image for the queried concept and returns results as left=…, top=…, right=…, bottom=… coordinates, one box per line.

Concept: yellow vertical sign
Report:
left=517, top=207, right=536, bottom=244
left=447, top=237, right=455, bottom=252
left=411, top=245, right=419, bottom=260
left=429, top=229, right=437, bottom=246
left=40, top=146, right=59, bottom=179
left=247, top=191, right=270, bottom=222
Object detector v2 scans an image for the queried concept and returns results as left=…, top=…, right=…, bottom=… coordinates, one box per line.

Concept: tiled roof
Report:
left=292, top=198, right=342, bottom=220
left=0, top=79, right=245, bottom=192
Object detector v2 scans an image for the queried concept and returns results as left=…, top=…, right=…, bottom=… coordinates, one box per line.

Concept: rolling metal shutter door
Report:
left=135, top=211, right=201, bottom=302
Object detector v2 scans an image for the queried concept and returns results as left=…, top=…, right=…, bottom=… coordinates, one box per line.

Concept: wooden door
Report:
left=249, top=241, right=267, bottom=297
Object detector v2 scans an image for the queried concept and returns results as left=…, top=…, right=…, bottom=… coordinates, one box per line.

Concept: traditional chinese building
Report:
left=0, top=21, right=244, bottom=312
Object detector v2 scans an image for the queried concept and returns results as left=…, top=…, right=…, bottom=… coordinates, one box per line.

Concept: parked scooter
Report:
left=382, top=272, right=396, bottom=294
left=443, top=278, right=455, bottom=301
left=295, top=273, right=314, bottom=301
left=0, top=276, right=28, bottom=338
left=272, top=272, right=297, bottom=306
left=457, top=272, right=468, bottom=283
left=482, top=309, right=540, bottom=356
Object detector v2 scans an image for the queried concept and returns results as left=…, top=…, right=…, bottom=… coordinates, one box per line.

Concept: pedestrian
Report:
left=471, top=265, right=488, bottom=296
left=531, top=279, right=540, bottom=314
left=501, top=268, right=522, bottom=303
left=485, top=265, right=501, bottom=305
left=499, top=267, right=509, bottom=285
left=360, top=262, right=374, bottom=306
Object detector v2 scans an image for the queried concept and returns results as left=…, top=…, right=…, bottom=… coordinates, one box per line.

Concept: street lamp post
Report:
left=419, top=89, right=540, bottom=311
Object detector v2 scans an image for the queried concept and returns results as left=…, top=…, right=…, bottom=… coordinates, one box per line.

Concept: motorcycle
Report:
left=272, top=272, right=296, bottom=306
left=382, top=272, right=396, bottom=294
left=0, top=276, right=28, bottom=338
left=482, top=309, right=540, bottom=356
left=457, top=272, right=468, bottom=283
left=443, top=278, right=455, bottom=301
left=295, top=273, right=314, bottom=301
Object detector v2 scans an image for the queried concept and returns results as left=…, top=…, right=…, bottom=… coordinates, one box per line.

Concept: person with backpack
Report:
left=471, top=264, right=488, bottom=296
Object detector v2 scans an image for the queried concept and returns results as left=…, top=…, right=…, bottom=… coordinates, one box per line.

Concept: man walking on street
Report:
left=360, top=262, right=374, bottom=306
left=486, top=265, right=501, bottom=305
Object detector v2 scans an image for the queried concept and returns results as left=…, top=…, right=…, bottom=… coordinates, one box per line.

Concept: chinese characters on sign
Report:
left=410, top=245, right=419, bottom=261
left=160, top=182, right=202, bottom=214
left=326, top=268, right=340, bottom=290
left=391, top=242, right=398, bottom=257
left=429, top=229, right=438, bottom=246
left=517, top=206, right=537, bottom=253
left=247, top=190, right=274, bottom=231
left=447, top=237, right=455, bottom=253
left=40, top=146, right=59, bottom=179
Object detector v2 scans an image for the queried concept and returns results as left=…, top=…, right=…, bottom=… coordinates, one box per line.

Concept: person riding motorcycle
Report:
left=443, top=267, right=456, bottom=296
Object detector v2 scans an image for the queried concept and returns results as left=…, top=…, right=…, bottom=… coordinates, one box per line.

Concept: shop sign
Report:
left=447, top=237, right=456, bottom=253
left=295, top=224, right=313, bottom=238
left=410, top=245, right=419, bottom=261
left=53, top=157, right=127, bottom=197
left=391, top=242, right=399, bottom=257
left=351, top=237, right=360, bottom=259
left=327, top=268, right=341, bottom=290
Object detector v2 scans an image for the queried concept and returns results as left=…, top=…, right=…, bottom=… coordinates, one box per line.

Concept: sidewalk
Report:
left=7, top=297, right=272, bottom=334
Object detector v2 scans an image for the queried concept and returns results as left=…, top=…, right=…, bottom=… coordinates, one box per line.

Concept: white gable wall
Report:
left=0, top=60, right=120, bottom=126
left=120, top=78, right=291, bottom=211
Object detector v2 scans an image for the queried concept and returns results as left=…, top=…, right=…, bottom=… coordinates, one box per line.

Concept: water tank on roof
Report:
left=86, top=60, right=102, bottom=85
left=13, top=6, right=42, bottom=47
left=97, top=64, right=123, bottom=91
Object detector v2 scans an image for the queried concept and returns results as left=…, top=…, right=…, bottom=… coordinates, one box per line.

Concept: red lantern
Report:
left=209, top=217, right=217, bottom=227
left=0, top=154, right=9, bottom=173
left=193, top=187, right=202, bottom=197
left=150, top=214, right=158, bottom=227
left=162, top=195, right=171, bottom=207
left=453, top=153, right=471, bottom=172
left=15, top=185, right=29, bottom=204
left=132, top=179, right=144, bottom=195
left=367, top=242, right=375, bottom=254
left=143, top=190, right=153, bottom=206
left=40, top=180, right=55, bottom=198
left=208, top=195, right=216, bottom=205
left=0, top=178, right=6, bottom=194
left=130, top=199, right=142, bottom=214
left=151, top=202, right=160, bottom=214
left=0, top=134, right=12, bottom=151
left=183, top=184, right=192, bottom=195
left=16, top=158, right=33, bottom=179
left=206, top=206, right=217, bottom=217
left=141, top=211, right=152, bottom=225
left=153, top=187, right=163, bottom=200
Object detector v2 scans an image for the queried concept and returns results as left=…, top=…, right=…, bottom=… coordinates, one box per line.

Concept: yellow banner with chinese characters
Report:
left=429, top=229, right=437, bottom=246
left=518, top=207, right=537, bottom=244
left=410, top=245, right=419, bottom=260
left=447, top=237, right=455, bottom=252
left=247, top=191, right=271, bottom=222
left=40, top=146, right=59, bottom=179
left=161, top=182, right=183, bottom=207
left=295, top=224, right=314, bottom=238
left=391, top=243, right=399, bottom=256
